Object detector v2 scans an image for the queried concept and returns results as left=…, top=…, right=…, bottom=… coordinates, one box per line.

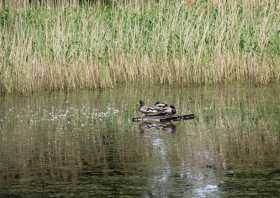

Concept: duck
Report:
left=154, top=101, right=176, bottom=115
left=138, top=100, right=176, bottom=116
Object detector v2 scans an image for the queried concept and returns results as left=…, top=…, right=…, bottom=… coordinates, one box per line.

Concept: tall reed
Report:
left=0, top=0, right=280, bottom=94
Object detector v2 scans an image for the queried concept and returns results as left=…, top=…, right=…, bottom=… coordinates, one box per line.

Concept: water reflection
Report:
left=0, top=85, right=279, bottom=197
left=138, top=121, right=176, bottom=133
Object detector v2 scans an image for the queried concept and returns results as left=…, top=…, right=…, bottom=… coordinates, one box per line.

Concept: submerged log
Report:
left=132, top=114, right=195, bottom=122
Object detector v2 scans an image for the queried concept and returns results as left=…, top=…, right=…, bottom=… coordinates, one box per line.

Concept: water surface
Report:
left=0, top=85, right=280, bottom=197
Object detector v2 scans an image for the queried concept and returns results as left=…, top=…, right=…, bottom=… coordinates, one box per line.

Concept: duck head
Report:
left=139, top=100, right=144, bottom=107
left=170, top=105, right=176, bottom=114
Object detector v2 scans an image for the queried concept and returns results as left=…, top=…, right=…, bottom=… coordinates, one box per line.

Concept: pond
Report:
left=0, top=85, right=280, bottom=197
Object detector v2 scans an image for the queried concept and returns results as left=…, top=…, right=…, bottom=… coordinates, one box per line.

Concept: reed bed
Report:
left=0, top=0, right=280, bottom=94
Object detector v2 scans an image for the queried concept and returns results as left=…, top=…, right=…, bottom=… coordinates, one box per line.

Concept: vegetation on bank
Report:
left=0, top=0, right=280, bottom=94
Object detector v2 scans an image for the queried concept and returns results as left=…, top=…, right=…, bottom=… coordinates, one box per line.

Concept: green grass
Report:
left=0, top=1, right=280, bottom=94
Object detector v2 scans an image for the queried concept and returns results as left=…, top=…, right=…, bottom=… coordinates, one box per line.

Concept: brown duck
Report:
left=138, top=100, right=176, bottom=116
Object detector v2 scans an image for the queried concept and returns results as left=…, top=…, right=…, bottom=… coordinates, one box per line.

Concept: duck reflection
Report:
left=138, top=121, right=176, bottom=133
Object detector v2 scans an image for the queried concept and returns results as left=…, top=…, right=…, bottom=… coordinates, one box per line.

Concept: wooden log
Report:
left=132, top=114, right=195, bottom=122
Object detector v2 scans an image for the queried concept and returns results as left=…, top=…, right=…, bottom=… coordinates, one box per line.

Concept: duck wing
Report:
left=154, top=101, right=168, bottom=108
left=139, top=106, right=169, bottom=116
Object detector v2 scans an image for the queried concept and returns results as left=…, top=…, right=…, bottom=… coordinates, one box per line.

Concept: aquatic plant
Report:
left=0, top=0, right=279, bottom=94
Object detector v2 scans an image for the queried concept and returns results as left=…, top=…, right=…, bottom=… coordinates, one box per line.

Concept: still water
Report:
left=0, top=85, right=279, bottom=197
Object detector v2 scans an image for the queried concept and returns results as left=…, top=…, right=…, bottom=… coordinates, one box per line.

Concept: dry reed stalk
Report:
left=0, top=0, right=279, bottom=94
